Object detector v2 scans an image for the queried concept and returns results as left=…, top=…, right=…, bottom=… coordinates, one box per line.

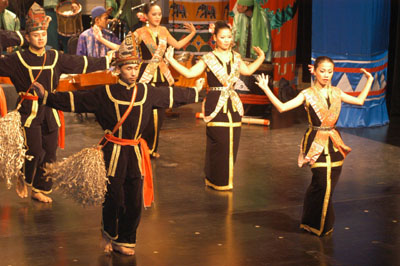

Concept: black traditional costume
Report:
left=134, top=26, right=175, bottom=156
left=201, top=51, right=245, bottom=190
left=40, top=32, right=199, bottom=248
left=298, top=86, right=351, bottom=236
left=0, top=3, right=109, bottom=195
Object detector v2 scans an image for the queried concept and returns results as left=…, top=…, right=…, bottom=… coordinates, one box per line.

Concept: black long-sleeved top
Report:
left=0, top=48, right=109, bottom=130
left=0, top=29, right=25, bottom=50
left=43, top=79, right=199, bottom=177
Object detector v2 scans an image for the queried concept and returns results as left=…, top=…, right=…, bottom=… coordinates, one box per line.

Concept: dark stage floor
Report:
left=1, top=103, right=399, bottom=266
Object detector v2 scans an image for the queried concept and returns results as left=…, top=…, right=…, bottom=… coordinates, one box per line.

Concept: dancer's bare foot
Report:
left=31, top=191, right=52, bottom=203
left=101, top=232, right=113, bottom=253
left=112, top=244, right=135, bottom=256
left=15, top=176, right=28, bottom=198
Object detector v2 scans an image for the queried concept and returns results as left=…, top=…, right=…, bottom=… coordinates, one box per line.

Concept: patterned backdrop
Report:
left=168, top=0, right=230, bottom=54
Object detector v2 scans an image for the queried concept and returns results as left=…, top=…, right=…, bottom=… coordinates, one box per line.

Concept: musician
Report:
left=0, top=0, right=20, bottom=31
left=76, top=6, right=120, bottom=58
left=106, top=0, right=143, bottom=33
left=0, top=2, right=111, bottom=203
left=232, top=0, right=271, bottom=61
left=34, top=32, right=203, bottom=255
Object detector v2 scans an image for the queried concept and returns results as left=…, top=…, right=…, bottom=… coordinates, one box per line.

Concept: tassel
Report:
left=44, top=146, right=108, bottom=206
left=0, top=110, right=27, bottom=189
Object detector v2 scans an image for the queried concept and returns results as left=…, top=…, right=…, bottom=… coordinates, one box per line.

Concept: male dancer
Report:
left=0, top=2, right=111, bottom=203
left=34, top=32, right=203, bottom=255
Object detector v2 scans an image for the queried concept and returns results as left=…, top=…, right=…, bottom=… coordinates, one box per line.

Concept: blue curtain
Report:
left=312, top=0, right=390, bottom=127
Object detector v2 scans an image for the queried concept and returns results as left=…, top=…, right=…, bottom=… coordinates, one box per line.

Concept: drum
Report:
left=56, top=0, right=83, bottom=37
left=170, top=52, right=207, bottom=88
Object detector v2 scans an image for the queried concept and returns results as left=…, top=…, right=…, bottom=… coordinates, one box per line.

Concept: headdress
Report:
left=114, top=32, right=141, bottom=66
left=25, top=2, right=52, bottom=33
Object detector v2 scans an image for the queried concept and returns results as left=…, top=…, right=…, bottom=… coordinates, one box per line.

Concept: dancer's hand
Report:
left=194, top=78, right=205, bottom=92
left=32, top=81, right=45, bottom=99
left=183, top=22, right=196, bottom=34
left=165, top=46, right=174, bottom=62
left=93, top=25, right=103, bottom=41
left=308, top=64, right=314, bottom=75
left=252, top=46, right=265, bottom=59
left=255, top=73, right=270, bottom=90
left=360, top=68, right=374, bottom=80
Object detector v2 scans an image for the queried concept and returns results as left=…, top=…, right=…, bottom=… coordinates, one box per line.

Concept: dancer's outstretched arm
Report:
left=165, top=47, right=206, bottom=78
left=340, top=69, right=374, bottom=106
left=255, top=73, right=305, bottom=113
left=239, top=46, right=265, bottom=76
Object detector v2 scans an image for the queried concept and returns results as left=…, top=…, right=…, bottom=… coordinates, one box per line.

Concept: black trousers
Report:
left=23, top=125, right=58, bottom=193
left=102, top=149, right=143, bottom=246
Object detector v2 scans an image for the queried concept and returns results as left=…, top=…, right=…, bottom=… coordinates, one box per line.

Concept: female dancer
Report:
left=255, top=56, right=374, bottom=236
left=133, top=2, right=197, bottom=158
left=165, top=21, right=265, bottom=190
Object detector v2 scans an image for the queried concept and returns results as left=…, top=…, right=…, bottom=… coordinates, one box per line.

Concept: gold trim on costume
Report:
left=31, top=187, right=52, bottom=194
left=227, top=111, right=234, bottom=189
left=149, top=109, right=158, bottom=153
left=311, top=160, right=343, bottom=168
left=101, top=227, right=118, bottom=240
left=206, top=121, right=242, bottom=127
left=28, top=46, right=45, bottom=56
left=16, top=31, right=24, bottom=46
left=205, top=111, right=240, bottom=190
left=16, top=50, right=59, bottom=126
left=111, top=240, right=136, bottom=248
left=52, top=108, right=61, bottom=127
left=24, top=96, right=38, bottom=127
left=169, top=86, right=173, bottom=108
left=205, top=178, right=233, bottom=191
left=106, top=84, right=146, bottom=106
left=83, top=56, right=88, bottom=74
left=68, top=91, right=75, bottom=112
left=318, top=145, right=332, bottom=236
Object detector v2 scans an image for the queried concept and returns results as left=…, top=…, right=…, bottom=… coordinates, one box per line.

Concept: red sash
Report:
left=99, top=85, right=154, bottom=207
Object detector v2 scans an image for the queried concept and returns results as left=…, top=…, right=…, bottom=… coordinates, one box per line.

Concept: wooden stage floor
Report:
left=1, top=103, right=399, bottom=266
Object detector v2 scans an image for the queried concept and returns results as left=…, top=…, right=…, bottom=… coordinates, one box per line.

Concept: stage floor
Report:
left=1, top=103, right=399, bottom=266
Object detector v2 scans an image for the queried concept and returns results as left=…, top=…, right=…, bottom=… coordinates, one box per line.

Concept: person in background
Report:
left=255, top=56, right=374, bottom=236
left=76, top=6, right=120, bottom=58
left=232, top=0, right=271, bottom=61
left=0, top=0, right=20, bottom=31
left=133, top=1, right=196, bottom=158
left=106, top=0, right=143, bottom=34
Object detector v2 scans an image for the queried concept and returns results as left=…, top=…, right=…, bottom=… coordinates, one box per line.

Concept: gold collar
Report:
left=29, top=46, right=46, bottom=57
left=118, top=79, right=136, bottom=90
